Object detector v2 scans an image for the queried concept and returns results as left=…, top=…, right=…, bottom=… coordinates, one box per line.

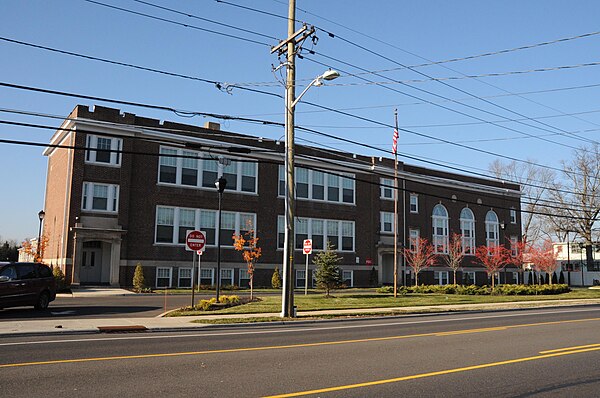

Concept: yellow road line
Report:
left=264, top=346, right=600, bottom=398
left=1, top=317, right=599, bottom=369
left=539, top=343, right=600, bottom=354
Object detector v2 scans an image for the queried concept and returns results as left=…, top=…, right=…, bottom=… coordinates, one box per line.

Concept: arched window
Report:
left=460, top=207, right=475, bottom=254
left=432, top=204, right=449, bottom=253
left=485, top=210, right=499, bottom=248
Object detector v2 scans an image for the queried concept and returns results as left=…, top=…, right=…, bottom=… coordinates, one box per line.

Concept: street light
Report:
left=215, top=177, right=227, bottom=301
left=37, top=210, right=45, bottom=261
left=282, top=69, right=340, bottom=318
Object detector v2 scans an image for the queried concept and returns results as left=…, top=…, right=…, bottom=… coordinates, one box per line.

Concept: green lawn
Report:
left=166, top=288, right=600, bottom=317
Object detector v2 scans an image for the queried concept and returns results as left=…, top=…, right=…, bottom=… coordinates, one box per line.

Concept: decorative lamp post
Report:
left=37, top=210, right=45, bottom=261
left=215, top=177, right=227, bottom=301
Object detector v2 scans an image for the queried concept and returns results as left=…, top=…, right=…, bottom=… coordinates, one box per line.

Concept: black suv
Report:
left=0, top=262, right=57, bottom=310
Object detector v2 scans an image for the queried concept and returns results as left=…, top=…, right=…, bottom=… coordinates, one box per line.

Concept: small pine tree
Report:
left=133, top=263, right=146, bottom=292
left=559, top=271, right=565, bottom=284
left=53, top=265, right=68, bottom=291
left=271, top=267, right=282, bottom=289
left=314, top=241, right=343, bottom=297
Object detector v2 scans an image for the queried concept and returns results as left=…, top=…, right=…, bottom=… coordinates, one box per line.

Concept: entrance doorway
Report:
left=80, top=241, right=103, bottom=284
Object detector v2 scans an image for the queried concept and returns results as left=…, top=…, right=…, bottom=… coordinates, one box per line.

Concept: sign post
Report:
left=186, top=230, right=206, bottom=307
left=197, top=249, right=203, bottom=292
left=303, top=239, right=312, bottom=295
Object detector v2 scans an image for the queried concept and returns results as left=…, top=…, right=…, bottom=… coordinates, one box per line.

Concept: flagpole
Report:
left=393, top=110, right=399, bottom=298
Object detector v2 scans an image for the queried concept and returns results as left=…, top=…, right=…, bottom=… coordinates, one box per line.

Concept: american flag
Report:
left=392, top=129, right=399, bottom=155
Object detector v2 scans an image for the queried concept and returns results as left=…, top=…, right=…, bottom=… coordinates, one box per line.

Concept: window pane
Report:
left=200, top=210, right=216, bottom=245
left=202, top=158, right=218, bottom=188
left=95, top=137, right=111, bottom=163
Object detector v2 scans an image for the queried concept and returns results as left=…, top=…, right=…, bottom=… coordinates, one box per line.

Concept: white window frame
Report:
left=510, top=236, right=518, bottom=257
left=220, top=268, right=234, bottom=286
left=157, top=146, right=258, bottom=194
left=380, top=212, right=394, bottom=234
left=409, top=228, right=420, bottom=253
left=239, top=269, right=251, bottom=288
left=278, top=166, right=355, bottom=205
left=156, top=267, right=172, bottom=288
left=434, top=271, right=449, bottom=285
left=200, top=268, right=214, bottom=286
left=380, top=178, right=394, bottom=200
left=85, top=135, right=122, bottom=166
left=178, top=267, right=192, bottom=288
left=485, top=210, right=500, bottom=250
left=283, top=216, right=355, bottom=252
left=432, top=204, right=449, bottom=254
left=295, top=269, right=306, bottom=288
left=82, top=182, right=119, bottom=213
left=460, top=207, right=476, bottom=255
left=409, top=194, right=419, bottom=213
left=510, top=209, right=517, bottom=224
left=154, top=206, right=256, bottom=247
left=342, top=270, right=354, bottom=287
left=463, top=271, right=476, bottom=285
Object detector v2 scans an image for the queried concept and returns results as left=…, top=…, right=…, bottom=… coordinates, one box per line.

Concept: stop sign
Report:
left=303, top=239, right=312, bottom=255
left=186, top=230, right=206, bottom=252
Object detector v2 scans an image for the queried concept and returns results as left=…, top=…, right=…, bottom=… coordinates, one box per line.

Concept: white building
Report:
left=552, top=241, right=600, bottom=286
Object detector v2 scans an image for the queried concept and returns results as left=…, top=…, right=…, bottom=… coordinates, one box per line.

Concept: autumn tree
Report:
left=21, top=234, right=49, bottom=263
left=313, top=241, right=342, bottom=297
left=510, top=240, right=531, bottom=285
left=271, top=267, right=282, bottom=289
left=441, top=233, right=464, bottom=285
left=403, top=237, right=436, bottom=286
left=475, top=245, right=512, bottom=288
left=529, top=240, right=559, bottom=285
left=232, top=226, right=262, bottom=300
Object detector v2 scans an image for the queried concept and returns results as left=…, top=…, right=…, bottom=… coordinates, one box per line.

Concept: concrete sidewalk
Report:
left=2, top=298, right=600, bottom=337
left=57, top=286, right=136, bottom=298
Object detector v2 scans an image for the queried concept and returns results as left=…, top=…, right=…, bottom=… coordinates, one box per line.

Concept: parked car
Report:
left=0, top=262, right=56, bottom=310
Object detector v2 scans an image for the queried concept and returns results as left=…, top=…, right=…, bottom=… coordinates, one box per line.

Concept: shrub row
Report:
left=195, top=295, right=241, bottom=311
left=376, top=284, right=570, bottom=296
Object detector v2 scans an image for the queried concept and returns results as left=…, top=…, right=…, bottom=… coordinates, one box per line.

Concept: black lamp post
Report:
left=37, top=210, right=45, bottom=260
left=215, top=177, right=227, bottom=301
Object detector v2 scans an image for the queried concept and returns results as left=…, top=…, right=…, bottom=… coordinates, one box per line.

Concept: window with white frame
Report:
left=178, top=267, right=192, bottom=288
left=380, top=212, right=394, bottom=234
left=510, top=208, right=517, bottom=224
left=86, top=135, right=122, bottom=166
left=510, top=236, right=518, bottom=256
left=296, top=269, right=306, bottom=288
left=342, top=270, right=353, bottom=287
left=82, top=182, right=119, bottom=212
left=512, top=272, right=519, bottom=284
left=156, top=267, right=172, bottom=288
left=200, top=268, right=214, bottom=286
left=463, top=271, right=475, bottom=285
left=380, top=178, right=394, bottom=200
left=460, top=207, right=475, bottom=255
left=158, top=146, right=257, bottom=193
left=279, top=216, right=355, bottom=252
left=410, top=194, right=419, bottom=213
left=278, top=166, right=355, bottom=204
left=239, top=269, right=250, bottom=288
left=434, top=271, right=449, bottom=285
left=155, top=206, right=255, bottom=246
left=220, top=269, right=234, bottom=286
left=409, top=228, right=420, bottom=252
left=432, top=204, right=449, bottom=254
left=485, top=210, right=500, bottom=250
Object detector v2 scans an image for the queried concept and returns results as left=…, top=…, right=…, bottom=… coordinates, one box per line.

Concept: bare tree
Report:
left=441, top=233, right=464, bottom=285
left=548, top=144, right=600, bottom=270
left=489, top=159, right=555, bottom=245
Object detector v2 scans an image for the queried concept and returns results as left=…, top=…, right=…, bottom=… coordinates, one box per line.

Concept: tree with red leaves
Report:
left=232, top=225, right=262, bottom=300
left=403, top=237, right=437, bottom=286
left=529, top=240, right=559, bottom=285
left=475, top=245, right=512, bottom=288
left=441, top=233, right=464, bottom=285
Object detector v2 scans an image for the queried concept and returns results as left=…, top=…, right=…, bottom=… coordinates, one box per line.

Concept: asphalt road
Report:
left=1, top=307, right=599, bottom=397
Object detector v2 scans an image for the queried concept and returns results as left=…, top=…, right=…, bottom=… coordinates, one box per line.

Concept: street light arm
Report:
left=291, top=77, right=319, bottom=109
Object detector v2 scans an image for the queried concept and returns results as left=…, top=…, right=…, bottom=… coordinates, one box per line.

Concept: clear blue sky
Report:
left=1, top=0, right=599, bottom=242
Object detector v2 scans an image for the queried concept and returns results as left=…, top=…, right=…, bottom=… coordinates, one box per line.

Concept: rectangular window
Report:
left=223, top=161, right=238, bottom=191
left=341, top=221, right=354, bottom=251
left=295, top=218, right=309, bottom=249
left=220, top=269, right=234, bottom=286
left=156, top=267, right=172, bottom=288
left=181, top=151, right=199, bottom=186
left=312, top=171, right=325, bottom=200
left=510, top=209, right=517, bottom=224
left=311, top=219, right=324, bottom=250
left=178, top=208, right=196, bottom=244
left=510, top=236, right=518, bottom=257
left=434, top=271, right=449, bottom=285
left=178, top=267, right=192, bottom=288
left=220, top=212, right=236, bottom=246
left=342, top=270, right=353, bottom=287
left=156, top=207, right=175, bottom=243
left=200, top=268, right=214, bottom=286
left=277, top=216, right=285, bottom=249
left=159, top=148, right=178, bottom=184
left=327, top=174, right=339, bottom=202
left=381, top=178, right=394, bottom=200
left=200, top=210, right=216, bottom=245
left=296, top=269, right=306, bottom=288
left=278, top=165, right=286, bottom=197
left=202, top=157, right=218, bottom=188
left=82, top=182, right=119, bottom=212
left=381, top=212, right=394, bottom=233
left=409, top=229, right=420, bottom=252
left=241, top=162, right=257, bottom=193
left=342, top=176, right=354, bottom=204
left=239, top=269, right=250, bottom=289
left=410, top=194, right=418, bottom=213
left=296, top=168, right=309, bottom=199
left=85, top=135, right=122, bottom=166
left=463, top=271, right=475, bottom=285
left=327, top=220, right=339, bottom=250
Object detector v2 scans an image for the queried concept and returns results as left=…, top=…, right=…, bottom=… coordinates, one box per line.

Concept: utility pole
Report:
left=393, top=110, right=399, bottom=297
